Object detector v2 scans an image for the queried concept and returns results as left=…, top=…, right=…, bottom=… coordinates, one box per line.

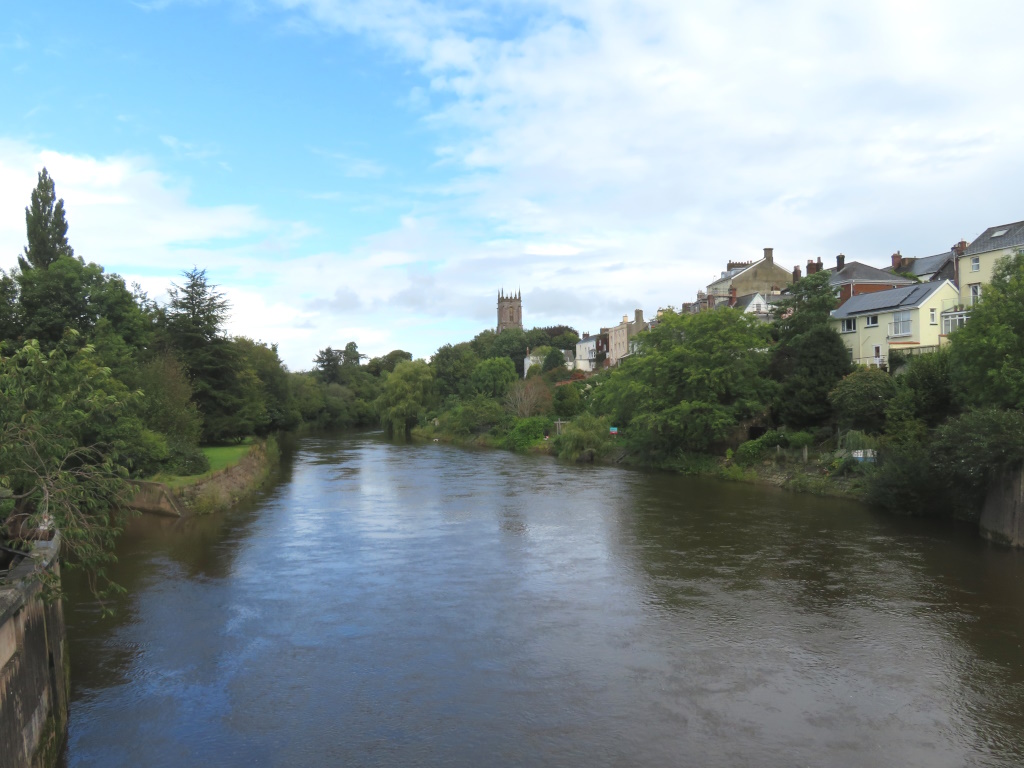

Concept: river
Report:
left=60, top=432, right=1024, bottom=767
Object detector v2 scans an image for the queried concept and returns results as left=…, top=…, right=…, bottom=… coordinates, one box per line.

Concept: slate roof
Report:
left=964, top=220, right=1024, bottom=256
left=896, top=250, right=954, bottom=278
left=830, top=281, right=951, bottom=319
left=829, top=261, right=916, bottom=286
left=733, top=292, right=767, bottom=311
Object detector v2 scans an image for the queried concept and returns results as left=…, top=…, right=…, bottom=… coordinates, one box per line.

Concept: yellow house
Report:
left=957, top=220, right=1024, bottom=307
left=830, top=280, right=960, bottom=367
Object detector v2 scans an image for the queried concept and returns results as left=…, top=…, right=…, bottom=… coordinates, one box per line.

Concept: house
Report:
left=574, top=330, right=608, bottom=373
left=830, top=280, right=960, bottom=367
left=888, top=242, right=966, bottom=284
left=721, top=289, right=773, bottom=322
left=803, top=253, right=917, bottom=306
left=706, top=247, right=792, bottom=301
left=957, top=220, right=1024, bottom=308
left=608, top=309, right=645, bottom=367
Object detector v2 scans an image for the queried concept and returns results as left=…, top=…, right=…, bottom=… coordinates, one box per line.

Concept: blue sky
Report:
left=2, top=0, right=1024, bottom=370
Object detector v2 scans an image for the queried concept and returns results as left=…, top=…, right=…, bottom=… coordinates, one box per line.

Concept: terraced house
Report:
left=830, top=280, right=960, bottom=367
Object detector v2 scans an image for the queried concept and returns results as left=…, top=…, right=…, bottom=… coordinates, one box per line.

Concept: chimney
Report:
left=729, top=287, right=737, bottom=307
left=793, top=264, right=802, bottom=282
left=763, top=247, right=774, bottom=264
left=815, top=257, right=823, bottom=273
left=635, top=309, right=644, bottom=325
left=952, top=239, right=968, bottom=257
left=622, top=315, right=628, bottom=323
left=891, top=251, right=902, bottom=270
left=836, top=253, right=845, bottom=271
left=806, top=258, right=815, bottom=275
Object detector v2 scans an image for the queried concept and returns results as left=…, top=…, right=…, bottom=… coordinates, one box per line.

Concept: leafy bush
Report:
left=504, top=416, right=553, bottom=452
left=554, top=413, right=610, bottom=461
left=786, top=431, right=815, bottom=450
left=735, top=439, right=766, bottom=465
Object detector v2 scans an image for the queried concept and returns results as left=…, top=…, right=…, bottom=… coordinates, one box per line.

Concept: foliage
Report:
left=375, top=360, right=435, bottom=439
left=542, top=348, right=566, bottom=372
left=0, top=337, right=137, bottom=602
left=828, top=368, right=896, bottom=434
left=366, top=349, right=413, bottom=377
left=772, top=271, right=839, bottom=340
left=769, top=325, right=853, bottom=428
left=503, top=416, right=552, bottom=452
left=553, top=412, right=610, bottom=461
left=949, top=250, right=1024, bottom=409
left=590, top=309, right=775, bottom=460
left=19, top=168, right=74, bottom=272
left=431, top=342, right=479, bottom=398
left=471, top=356, right=518, bottom=398
left=553, top=382, right=583, bottom=418
left=438, top=395, right=505, bottom=437
left=313, top=346, right=344, bottom=384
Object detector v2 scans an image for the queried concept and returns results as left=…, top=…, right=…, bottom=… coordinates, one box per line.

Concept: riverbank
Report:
left=414, top=424, right=869, bottom=502
left=132, top=436, right=280, bottom=516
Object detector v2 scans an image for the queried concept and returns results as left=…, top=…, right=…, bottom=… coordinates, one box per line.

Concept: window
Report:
left=930, top=308, right=937, bottom=324
left=865, top=315, right=879, bottom=328
left=841, top=318, right=856, bottom=333
left=942, top=312, right=968, bottom=334
left=971, top=256, right=980, bottom=272
left=970, top=284, right=982, bottom=305
left=890, top=311, right=911, bottom=337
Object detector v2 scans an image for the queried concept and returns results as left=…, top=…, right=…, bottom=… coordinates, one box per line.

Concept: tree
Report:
left=314, top=346, right=343, bottom=384
left=949, top=250, right=1024, bottom=409
left=772, top=270, right=838, bottom=340
left=828, top=368, right=896, bottom=434
left=19, top=168, right=74, bottom=272
left=342, top=341, right=364, bottom=367
left=470, top=356, right=517, bottom=398
left=504, top=377, right=552, bottom=418
left=375, top=360, right=435, bottom=438
left=165, top=267, right=230, bottom=345
left=769, top=326, right=853, bottom=428
left=366, top=349, right=413, bottom=377
left=542, top=348, right=566, bottom=373
left=591, top=309, right=775, bottom=458
left=431, top=342, right=480, bottom=398
left=0, top=336, right=138, bottom=603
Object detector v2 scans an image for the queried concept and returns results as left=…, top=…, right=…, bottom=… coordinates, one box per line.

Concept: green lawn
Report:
left=151, top=439, right=254, bottom=489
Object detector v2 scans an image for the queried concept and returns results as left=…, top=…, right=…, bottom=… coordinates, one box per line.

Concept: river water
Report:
left=60, top=433, right=1024, bottom=767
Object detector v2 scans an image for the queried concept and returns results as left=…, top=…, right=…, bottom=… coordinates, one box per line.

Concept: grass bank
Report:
left=145, top=436, right=279, bottom=515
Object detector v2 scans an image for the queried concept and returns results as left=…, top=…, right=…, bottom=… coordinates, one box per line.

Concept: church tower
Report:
left=497, top=289, right=523, bottom=334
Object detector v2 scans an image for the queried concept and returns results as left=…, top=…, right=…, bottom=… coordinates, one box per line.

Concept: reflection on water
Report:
left=61, top=433, right=1024, bottom=767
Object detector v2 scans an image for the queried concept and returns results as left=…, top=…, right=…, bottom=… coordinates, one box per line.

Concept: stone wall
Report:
left=980, top=466, right=1024, bottom=547
left=0, top=537, right=68, bottom=768
left=127, top=480, right=185, bottom=517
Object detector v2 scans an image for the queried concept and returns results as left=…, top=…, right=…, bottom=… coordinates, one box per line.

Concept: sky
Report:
left=2, top=0, right=1023, bottom=370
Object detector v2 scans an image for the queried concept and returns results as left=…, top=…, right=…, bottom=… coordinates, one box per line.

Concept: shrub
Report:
left=504, top=416, right=552, bottom=452
left=786, top=431, right=815, bottom=450
left=735, top=439, right=766, bottom=465
left=554, top=413, right=610, bottom=461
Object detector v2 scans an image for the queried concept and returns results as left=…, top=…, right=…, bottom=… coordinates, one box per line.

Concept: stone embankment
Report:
left=127, top=439, right=276, bottom=517
left=0, top=536, right=67, bottom=768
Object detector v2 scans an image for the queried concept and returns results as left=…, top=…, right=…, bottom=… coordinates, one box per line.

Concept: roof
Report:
left=830, top=281, right=952, bottom=319
left=963, top=220, right=1024, bottom=257
left=895, top=250, right=954, bottom=278
left=733, top=292, right=767, bottom=311
left=829, top=261, right=916, bottom=286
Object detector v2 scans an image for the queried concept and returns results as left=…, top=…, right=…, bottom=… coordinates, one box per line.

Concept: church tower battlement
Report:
left=497, top=289, right=523, bottom=334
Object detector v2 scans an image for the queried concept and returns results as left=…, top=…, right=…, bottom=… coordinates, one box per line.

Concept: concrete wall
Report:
left=0, top=538, right=68, bottom=768
left=980, top=466, right=1024, bottom=547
